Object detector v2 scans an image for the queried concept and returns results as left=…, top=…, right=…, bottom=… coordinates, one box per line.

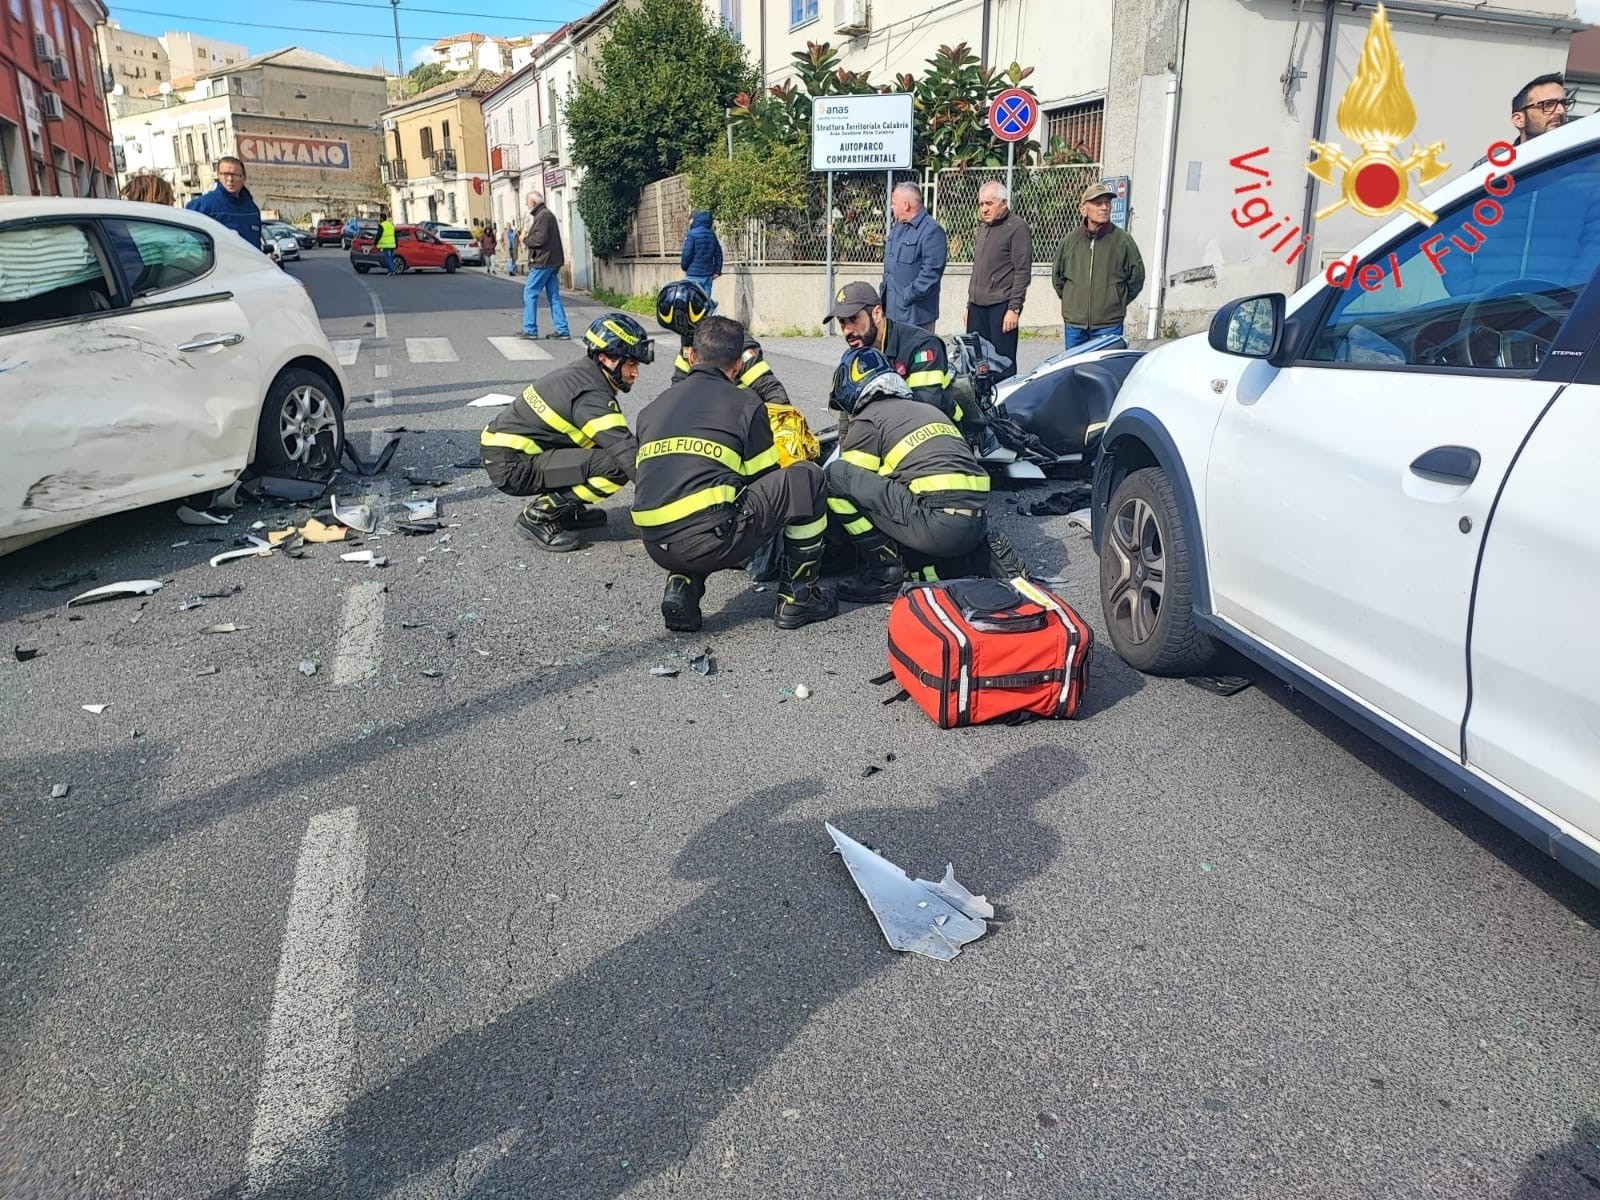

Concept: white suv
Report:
left=1091, top=116, right=1600, bottom=886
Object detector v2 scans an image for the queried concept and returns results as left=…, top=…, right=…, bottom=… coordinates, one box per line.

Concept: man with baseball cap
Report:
left=825, top=281, right=958, bottom=422
left=1051, top=180, right=1145, bottom=350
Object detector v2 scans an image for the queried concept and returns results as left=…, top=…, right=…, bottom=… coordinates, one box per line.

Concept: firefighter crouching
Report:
left=824, top=281, right=963, bottom=425
left=479, top=313, right=653, bottom=552
left=826, top=348, right=1025, bottom=601
left=632, top=315, right=838, bottom=633
left=658, top=278, right=790, bottom=406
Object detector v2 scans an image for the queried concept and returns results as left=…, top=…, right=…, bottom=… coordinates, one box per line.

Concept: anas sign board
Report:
left=810, top=94, right=913, bottom=172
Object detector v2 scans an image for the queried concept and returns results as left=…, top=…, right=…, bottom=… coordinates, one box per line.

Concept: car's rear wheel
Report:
left=444, top=254, right=459, bottom=274
left=341, top=238, right=350, bottom=249
left=1099, top=466, right=1215, bottom=675
left=353, top=262, right=370, bottom=274
left=253, top=368, right=345, bottom=476
left=392, top=255, right=408, bottom=274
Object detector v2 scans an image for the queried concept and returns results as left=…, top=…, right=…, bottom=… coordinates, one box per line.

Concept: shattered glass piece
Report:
left=81, top=704, right=109, bottom=714
left=50, top=784, right=70, bottom=799
left=340, top=551, right=388, bottom=567
left=208, top=546, right=274, bottom=568
left=66, top=579, right=164, bottom=607
left=467, top=393, right=516, bottom=408
left=691, top=650, right=716, bottom=676
left=649, top=665, right=679, bottom=677
left=299, top=659, right=318, bottom=676
left=177, top=505, right=231, bottom=526
left=200, top=623, right=241, bottom=634
left=825, top=823, right=996, bottom=961
left=331, top=496, right=377, bottom=534
left=14, top=645, right=40, bottom=662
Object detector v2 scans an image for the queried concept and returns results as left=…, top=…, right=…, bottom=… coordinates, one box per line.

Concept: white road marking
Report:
left=405, top=337, right=458, bottom=363
left=372, top=388, right=393, bottom=408
left=243, top=806, right=368, bottom=1197
left=370, top=291, right=386, bottom=341
left=486, top=336, right=553, bottom=361
left=373, top=363, right=389, bottom=379
left=331, top=580, right=387, bottom=686
left=331, top=339, right=361, bottom=367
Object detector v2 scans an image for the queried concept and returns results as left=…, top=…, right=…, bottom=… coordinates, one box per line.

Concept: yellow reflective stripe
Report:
left=525, top=387, right=592, bottom=448
left=785, top=515, right=827, bottom=540
left=739, top=360, right=771, bottom=387
left=883, top=421, right=961, bottom=473
left=580, top=411, right=628, bottom=440
left=744, top=445, right=780, bottom=475
left=909, top=472, right=991, bottom=494
left=841, top=449, right=881, bottom=471
left=632, top=484, right=739, bottom=527
left=573, top=483, right=605, bottom=503
left=674, top=353, right=691, bottom=373
left=826, top=496, right=873, bottom=533
left=585, top=475, right=623, bottom=496
left=826, top=497, right=860, bottom=514
left=480, top=429, right=542, bottom=456
left=904, top=370, right=946, bottom=390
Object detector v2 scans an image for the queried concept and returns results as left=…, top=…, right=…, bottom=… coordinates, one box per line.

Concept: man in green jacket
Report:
left=1051, top=182, right=1145, bottom=349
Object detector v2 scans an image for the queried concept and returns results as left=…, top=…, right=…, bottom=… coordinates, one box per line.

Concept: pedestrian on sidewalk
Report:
left=880, top=182, right=947, bottom=333
left=680, top=210, right=723, bottom=298
left=965, top=181, right=1032, bottom=381
left=505, top=222, right=518, bottom=277
left=1052, top=181, right=1144, bottom=349
left=518, top=190, right=570, bottom=341
left=480, top=224, right=498, bottom=275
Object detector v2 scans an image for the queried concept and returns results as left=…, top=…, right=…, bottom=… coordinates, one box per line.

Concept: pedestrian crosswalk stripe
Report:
left=405, top=337, right=459, bottom=363
left=331, top=339, right=361, bottom=366
left=486, top=336, right=553, bottom=361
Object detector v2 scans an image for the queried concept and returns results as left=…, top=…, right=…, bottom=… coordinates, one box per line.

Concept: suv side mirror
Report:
left=1209, top=293, right=1287, bottom=362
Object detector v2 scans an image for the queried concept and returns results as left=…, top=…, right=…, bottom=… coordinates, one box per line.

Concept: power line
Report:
left=281, top=0, right=565, bottom=26
left=109, top=5, right=555, bottom=43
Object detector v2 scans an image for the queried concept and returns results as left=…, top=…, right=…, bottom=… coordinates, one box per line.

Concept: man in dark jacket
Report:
left=480, top=312, right=653, bottom=551
left=966, top=181, right=1033, bottom=381
left=1052, top=181, right=1145, bottom=348
left=186, top=156, right=264, bottom=250
left=880, top=183, right=948, bottom=332
left=633, top=315, right=837, bottom=634
left=518, top=190, right=569, bottom=340
left=825, top=281, right=958, bottom=420
left=680, top=211, right=723, bottom=298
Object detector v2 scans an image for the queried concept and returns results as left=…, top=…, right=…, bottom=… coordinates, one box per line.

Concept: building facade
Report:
left=110, top=47, right=386, bottom=220
left=381, top=68, right=500, bottom=228
left=159, top=30, right=246, bottom=82
left=430, top=34, right=514, bottom=75
left=95, top=20, right=168, bottom=99
left=0, top=0, right=115, bottom=197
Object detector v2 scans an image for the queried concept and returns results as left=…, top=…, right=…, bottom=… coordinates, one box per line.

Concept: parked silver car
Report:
left=435, top=226, right=483, bottom=266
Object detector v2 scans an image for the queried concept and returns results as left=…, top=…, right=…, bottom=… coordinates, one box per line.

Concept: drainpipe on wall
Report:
left=1296, top=0, right=1337, bottom=291
left=1145, top=0, right=1189, bottom=340
left=980, top=0, right=992, bottom=68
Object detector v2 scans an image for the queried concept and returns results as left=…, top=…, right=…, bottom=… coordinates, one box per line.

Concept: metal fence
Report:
left=620, top=164, right=1103, bottom=268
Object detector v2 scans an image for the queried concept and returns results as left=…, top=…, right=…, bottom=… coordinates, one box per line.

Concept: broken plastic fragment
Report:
left=66, top=579, right=164, bottom=607
left=860, top=765, right=881, bottom=779
left=1186, top=674, right=1254, bottom=697
left=396, top=521, right=441, bottom=536
left=649, top=665, right=679, bottom=677
left=195, top=666, right=220, bottom=676
left=50, top=784, right=70, bottom=799
left=81, top=704, right=109, bottom=715
left=421, top=669, right=442, bottom=678
left=198, top=584, right=243, bottom=599
left=339, top=551, right=388, bottom=567
left=404, top=473, right=448, bottom=488
left=403, top=500, right=439, bottom=521
left=824, top=823, right=996, bottom=961
left=208, top=545, right=274, bottom=568
left=299, top=659, right=318, bottom=676
left=210, top=479, right=246, bottom=511
left=299, top=518, right=346, bottom=544
left=794, top=684, right=812, bottom=699
left=14, top=645, right=40, bottom=662
left=245, top=473, right=332, bottom=502
left=331, top=496, right=377, bottom=534
left=200, top=622, right=241, bottom=635
left=467, top=392, right=516, bottom=407
left=177, top=505, right=231, bottom=526
left=691, top=650, right=716, bottom=676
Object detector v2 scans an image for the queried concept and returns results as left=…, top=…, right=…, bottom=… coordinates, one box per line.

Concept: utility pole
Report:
left=389, top=0, right=403, bottom=88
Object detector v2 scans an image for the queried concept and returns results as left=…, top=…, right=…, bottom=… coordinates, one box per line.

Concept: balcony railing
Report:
left=426, top=147, right=457, bottom=177
left=536, top=123, right=559, bottom=163
left=380, top=157, right=406, bottom=184
left=490, top=143, right=520, bottom=177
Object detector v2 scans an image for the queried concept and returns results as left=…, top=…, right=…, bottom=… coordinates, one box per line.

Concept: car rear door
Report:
left=1203, top=146, right=1598, bottom=756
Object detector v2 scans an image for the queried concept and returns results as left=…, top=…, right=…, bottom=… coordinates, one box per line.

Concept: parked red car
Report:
left=315, top=218, right=345, bottom=247
left=350, top=224, right=461, bottom=275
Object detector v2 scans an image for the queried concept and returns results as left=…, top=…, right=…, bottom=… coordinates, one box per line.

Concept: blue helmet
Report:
left=830, top=347, right=896, bottom=415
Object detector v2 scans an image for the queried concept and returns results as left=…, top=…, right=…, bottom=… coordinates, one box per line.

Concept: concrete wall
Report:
left=97, top=23, right=170, bottom=98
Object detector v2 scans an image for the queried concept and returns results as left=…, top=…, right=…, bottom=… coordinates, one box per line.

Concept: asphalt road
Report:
left=2, top=251, right=1598, bottom=1200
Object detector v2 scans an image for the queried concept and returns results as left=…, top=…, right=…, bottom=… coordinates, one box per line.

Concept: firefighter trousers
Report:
left=823, top=460, right=987, bottom=565
left=481, top=445, right=629, bottom=505
left=642, top=462, right=827, bottom=577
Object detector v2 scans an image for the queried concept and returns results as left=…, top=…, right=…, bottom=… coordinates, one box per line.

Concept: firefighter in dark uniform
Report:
left=823, top=281, right=962, bottom=423
left=633, top=315, right=838, bottom=633
left=479, top=312, right=653, bottom=552
left=826, top=348, right=1027, bottom=602
left=657, top=278, right=790, bottom=405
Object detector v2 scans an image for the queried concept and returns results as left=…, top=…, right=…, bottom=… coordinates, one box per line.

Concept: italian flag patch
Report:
left=913, top=349, right=934, bottom=364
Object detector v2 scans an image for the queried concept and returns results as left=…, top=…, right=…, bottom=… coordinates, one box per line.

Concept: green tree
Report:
left=566, top=0, right=757, bottom=257
left=405, top=62, right=452, bottom=96
left=685, top=143, right=806, bottom=223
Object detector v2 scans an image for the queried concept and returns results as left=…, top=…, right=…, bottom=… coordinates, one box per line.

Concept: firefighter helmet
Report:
left=830, top=347, right=896, bottom=415
left=584, top=313, right=654, bottom=392
left=655, top=279, right=713, bottom=339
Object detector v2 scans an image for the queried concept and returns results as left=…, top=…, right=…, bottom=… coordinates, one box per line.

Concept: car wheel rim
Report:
left=1106, top=496, right=1165, bottom=645
left=278, top=384, right=338, bottom=468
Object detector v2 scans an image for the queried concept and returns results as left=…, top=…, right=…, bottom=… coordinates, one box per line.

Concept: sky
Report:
left=1580, top=0, right=1599, bottom=23
left=104, top=0, right=599, bottom=76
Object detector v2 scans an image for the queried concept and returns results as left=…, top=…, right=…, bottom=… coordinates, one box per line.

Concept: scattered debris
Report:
left=277, top=532, right=309, bottom=558
left=1021, top=485, right=1093, bottom=517
left=340, top=550, right=388, bottom=567
left=420, top=669, right=442, bottom=678
left=331, top=496, right=378, bottom=534
left=178, top=599, right=205, bottom=612
left=200, top=622, right=242, bottom=635
left=245, top=473, right=333, bottom=503
left=825, top=823, right=996, bottom=961
left=691, top=649, right=716, bottom=677
left=1186, top=674, right=1253, bottom=697
left=197, top=584, right=244, bottom=600
left=177, top=505, right=231, bottom=526
left=396, top=521, right=441, bottom=536
left=794, top=684, right=812, bottom=700
left=860, top=765, right=882, bottom=779
left=298, top=659, right=318, bottom=676
left=171, top=540, right=192, bottom=548
left=343, top=436, right=400, bottom=477
left=81, top=704, right=109, bottom=715
left=403, top=500, right=439, bottom=521
left=648, top=665, right=680, bottom=677
left=886, top=752, right=896, bottom=763
left=66, top=579, right=164, bottom=607
left=195, top=666, right=220, bottom=676
left=1065, top=509, right=1093, bottom=534
left=208, top=545, right=274, bottom=568
left=297, top=518, right=347, bottom=544
left=129, top=603, right=147, bottom=625
left=452, top=459, right=480, bottom=470
left=32, top=570, right=96, bottom=592
left=467, top=393, right=516, bottom=407
left=210, top=480, right=246, bottom=511
left=13, top=645, right=40, bottom=662
left=400, top=621, right=428, bottom=630
left=404, top=472, right=448, bottom=488
left=50, top=784, right=70, bottom=799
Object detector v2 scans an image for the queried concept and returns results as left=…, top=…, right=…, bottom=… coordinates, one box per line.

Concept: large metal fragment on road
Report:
left=330, top=496, right=377, bottom=534
left=824, top=823, right=996, bottom=961
left=65, top=579, right=164, bottom=607
left=245, top=473, right=334, bottom=502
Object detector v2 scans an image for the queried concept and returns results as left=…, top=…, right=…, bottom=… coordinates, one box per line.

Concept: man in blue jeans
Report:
left=1051, top=181, right=1144, bottom=350
left=518, top=190, right=570, bottom=340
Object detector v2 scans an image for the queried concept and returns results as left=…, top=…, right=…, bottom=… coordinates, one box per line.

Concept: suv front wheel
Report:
left=1099, top=466, right=1215, bottom=675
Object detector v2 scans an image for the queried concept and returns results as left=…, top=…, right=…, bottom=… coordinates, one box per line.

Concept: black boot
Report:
left=557, top=504, right=607, bottom=529
left=836, top=532, right=905, bottom=604
left=515, top=496, right=583, bottom=552
left=774, top=533, right=838, bottom=630
left=661, top=573, right=705, bottom=633
left=985, top=530, right=1030, bottom=580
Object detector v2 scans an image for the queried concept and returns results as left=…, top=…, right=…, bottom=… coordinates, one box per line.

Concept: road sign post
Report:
left=987, top=87, right=1039, bottom=201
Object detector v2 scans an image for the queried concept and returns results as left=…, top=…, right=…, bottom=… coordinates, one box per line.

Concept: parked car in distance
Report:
left=435, top=226, right=482, bottom=265
left=315, top=218, right=344, bottom=246
left=341, top=216, right=378, bottom=249
left=0, top=197, right=350, bottom=556
left=1090, top=117, right=1600, bottom=887
left=349, top=223, right=460, bottom=274
left=414, top=220, right=447, bottom=234
left=262, top=229, right=299, bottom=261
left=264, top=220, right=314, bottom=251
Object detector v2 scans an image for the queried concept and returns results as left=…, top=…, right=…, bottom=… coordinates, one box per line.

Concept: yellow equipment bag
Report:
left=766, top=402, right=821, bottom=467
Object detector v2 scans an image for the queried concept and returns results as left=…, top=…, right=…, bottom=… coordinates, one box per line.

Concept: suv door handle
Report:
left=1409, top=445, right=1481, bottom=484
left=178, top=333, right=244, bottom=352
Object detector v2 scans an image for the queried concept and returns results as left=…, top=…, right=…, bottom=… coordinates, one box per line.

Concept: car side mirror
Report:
left=1209, top=293, right=1287, bottom=363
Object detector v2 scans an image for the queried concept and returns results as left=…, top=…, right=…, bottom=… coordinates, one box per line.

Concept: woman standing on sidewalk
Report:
left=481, top=224, right=498, bottom=275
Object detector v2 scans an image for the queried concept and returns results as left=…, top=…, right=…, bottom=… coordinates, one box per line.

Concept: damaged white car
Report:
left=0, top=198, right=349, bottom=555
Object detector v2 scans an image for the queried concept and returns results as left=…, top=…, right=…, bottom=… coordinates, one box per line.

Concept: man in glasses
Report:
left=1508, top=74, right=1570, bottom=147
left=186, top=156, right=266, bottom=253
